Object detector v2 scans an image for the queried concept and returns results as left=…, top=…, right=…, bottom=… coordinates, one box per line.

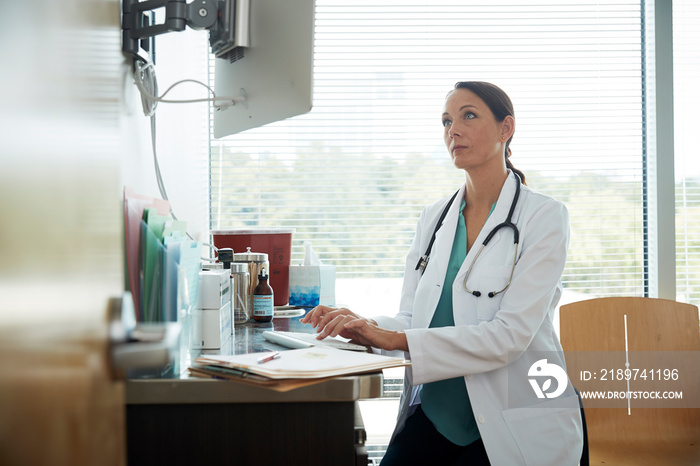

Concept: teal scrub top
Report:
left=420, top=198, right=496, bottom=446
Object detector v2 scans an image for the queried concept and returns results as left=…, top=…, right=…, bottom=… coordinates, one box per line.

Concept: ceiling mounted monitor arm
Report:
left=122, top=0, right=248, bottom=58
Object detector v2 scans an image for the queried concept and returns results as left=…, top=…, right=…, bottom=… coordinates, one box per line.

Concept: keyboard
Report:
left=261, top=331, right=369, bottom=352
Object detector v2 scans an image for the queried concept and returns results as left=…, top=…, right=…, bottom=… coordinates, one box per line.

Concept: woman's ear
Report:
left=501, top=115, right=515, bottom=141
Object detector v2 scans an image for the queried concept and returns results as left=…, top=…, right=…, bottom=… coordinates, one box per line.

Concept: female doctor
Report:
left=301, top=81, right=583, bottom=465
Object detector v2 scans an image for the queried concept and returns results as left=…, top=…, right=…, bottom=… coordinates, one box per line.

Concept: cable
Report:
left=129, top=54, right=219, bottom=262
left=132, top=58, right=243, bottom=116
left=150, top=113, right=169, bottom=202
left=149, top=110, right=218, bottom=260
left=135, top=58, right=158, bottom=116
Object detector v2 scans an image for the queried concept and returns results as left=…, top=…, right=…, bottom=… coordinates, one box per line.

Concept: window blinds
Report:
left=209, top=0, right=645, bottom=297
left=674, top=0, right=700, bottom=306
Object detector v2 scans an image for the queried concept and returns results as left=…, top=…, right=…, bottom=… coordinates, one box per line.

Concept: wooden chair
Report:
left=559, top=297, right=700, bottom=466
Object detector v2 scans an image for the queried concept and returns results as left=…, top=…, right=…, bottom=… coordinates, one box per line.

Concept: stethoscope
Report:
left=415, top=173, right=521, bottom=298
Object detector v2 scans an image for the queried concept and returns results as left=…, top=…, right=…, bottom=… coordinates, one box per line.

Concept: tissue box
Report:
left=289, top=265, right=336, bottom=307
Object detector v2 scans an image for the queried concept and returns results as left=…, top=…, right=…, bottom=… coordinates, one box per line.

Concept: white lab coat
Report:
left=374, top=171, right=584, bottom=466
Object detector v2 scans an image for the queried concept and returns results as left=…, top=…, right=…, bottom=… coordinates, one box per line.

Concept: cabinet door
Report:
left=0, top=1, right=126, bottom=464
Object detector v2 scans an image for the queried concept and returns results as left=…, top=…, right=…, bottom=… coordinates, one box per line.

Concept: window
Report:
left=674, top=0, right=700, bottom=305
left=210, top=0, right=649, bottom=312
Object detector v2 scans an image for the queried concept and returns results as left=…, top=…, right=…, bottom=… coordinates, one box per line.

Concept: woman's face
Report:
left=442, top=88, right=512, bottom=172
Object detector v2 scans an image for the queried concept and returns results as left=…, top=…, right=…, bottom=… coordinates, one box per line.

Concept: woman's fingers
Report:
left=316, top=314, right=354, bottom=339
left=316, top=308, right=350, bottom=331
left=300, top=306, right=380, bottom=345
left=300, top=305, right=334, bottom=327
left=304, top=306, right=359, bottom=333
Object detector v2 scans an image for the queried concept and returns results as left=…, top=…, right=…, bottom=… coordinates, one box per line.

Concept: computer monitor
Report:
left=212, top=0, right=315, bottom=138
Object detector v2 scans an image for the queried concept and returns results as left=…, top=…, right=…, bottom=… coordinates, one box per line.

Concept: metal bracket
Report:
left=121, top=0, right=245, bottom=57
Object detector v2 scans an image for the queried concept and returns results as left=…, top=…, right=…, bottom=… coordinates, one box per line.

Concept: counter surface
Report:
left=126, top=313, right=384, bottom=404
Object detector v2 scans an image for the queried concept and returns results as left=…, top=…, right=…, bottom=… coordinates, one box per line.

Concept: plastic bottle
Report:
left=252, top=267, right=274, bottom=322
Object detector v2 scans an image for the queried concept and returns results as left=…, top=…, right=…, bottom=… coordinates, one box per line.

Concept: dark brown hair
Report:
left=453, top=81, right=526, bottom=185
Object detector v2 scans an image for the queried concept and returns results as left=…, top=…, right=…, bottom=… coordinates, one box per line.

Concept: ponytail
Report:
left=506, top=153, right=527, bottom=186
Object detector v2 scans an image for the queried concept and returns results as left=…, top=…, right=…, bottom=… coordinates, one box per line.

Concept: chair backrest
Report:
left=560, top=297, right=700, bottom=352
left=559, top=297, right=700, bottom=465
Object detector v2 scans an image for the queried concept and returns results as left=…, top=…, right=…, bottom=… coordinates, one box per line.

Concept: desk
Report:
left=126, top=316, right=383, bottom=466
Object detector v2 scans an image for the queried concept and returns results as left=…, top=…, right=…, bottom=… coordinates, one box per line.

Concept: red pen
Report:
left=257, top=351, right=281, bottom=364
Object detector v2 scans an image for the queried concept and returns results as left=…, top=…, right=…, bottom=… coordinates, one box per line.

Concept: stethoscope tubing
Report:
left=418, top=173, right=522, bottom=299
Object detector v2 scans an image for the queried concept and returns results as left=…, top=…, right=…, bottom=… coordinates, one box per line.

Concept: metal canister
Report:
left=232, top=247, right=269, bottom=314
left=230, top=262, right=250, bottom=324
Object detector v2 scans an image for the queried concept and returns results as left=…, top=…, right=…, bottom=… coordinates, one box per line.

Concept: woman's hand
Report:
left=300, top=305, right=408, bottom=352
left=300, top=305, right=369, bottom=339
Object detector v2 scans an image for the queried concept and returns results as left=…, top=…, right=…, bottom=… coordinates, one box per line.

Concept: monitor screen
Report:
left=212, top=0, right=315, bottom=138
